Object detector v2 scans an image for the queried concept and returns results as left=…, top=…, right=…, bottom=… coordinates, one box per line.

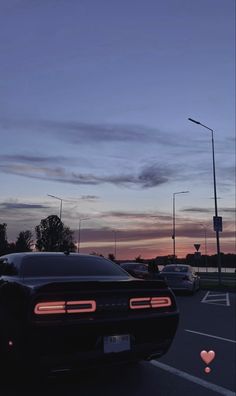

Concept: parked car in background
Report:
left=120, top=262, right=149, bottom=279
left=0, top=252, right=179, bottom=377
left=159, top=264, right=200, bottom=294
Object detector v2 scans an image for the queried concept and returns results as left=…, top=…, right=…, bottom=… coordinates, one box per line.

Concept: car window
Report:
left=21, top=255, right=129, bottom=277
left=121, top=263, right=137, bottom=270
left=162, top=266, right=188, bottom=273
left=138, top=264, right=148, bottom=271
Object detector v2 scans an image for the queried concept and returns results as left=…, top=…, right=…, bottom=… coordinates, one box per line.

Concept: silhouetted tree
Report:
left=135, top=255, right=143, bottom=263
left=7, top=242, right=16, bottom=253
left=35, top=215, right=76, bottom=252
left=108, top=253, right=115, bottom=261
left=0, top=223, right=8, bottom=256
left=15, top=230, right=33, bottom=252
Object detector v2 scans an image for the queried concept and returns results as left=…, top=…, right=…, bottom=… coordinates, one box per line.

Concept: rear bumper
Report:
left=13, top=312, right=179, bottom=369
left=39, top=338, right=173, bottom=371
left=167, top=282, right=194, bottom=291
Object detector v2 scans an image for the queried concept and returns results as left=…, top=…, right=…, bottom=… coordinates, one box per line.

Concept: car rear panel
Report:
left=160, top=272, right=192, bottom=290
left=23, top=279, right=179, bottom=368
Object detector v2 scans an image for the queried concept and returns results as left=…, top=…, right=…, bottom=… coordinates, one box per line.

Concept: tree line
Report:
left=0, top=215, right=75, bottom=255
left=0, top=215, right=117, bottom=259
left=0, top=216, right=235, bottom=268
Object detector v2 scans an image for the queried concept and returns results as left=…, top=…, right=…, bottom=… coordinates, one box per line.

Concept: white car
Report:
left=159, top=264, right=200, bottom=294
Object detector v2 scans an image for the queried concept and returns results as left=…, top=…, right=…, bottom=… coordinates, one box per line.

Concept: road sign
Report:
left=213, top=216, right=223, bottom=232
left=194, top=244, right=201, bottom=251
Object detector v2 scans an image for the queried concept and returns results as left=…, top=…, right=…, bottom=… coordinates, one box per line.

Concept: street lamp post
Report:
left=200, top=223, right=208, bottom=273
left=188, top=118, right=222, bottom=285
left=77, top=218, right=89, bottom=253
left=47, top=194, right=63, bottom=220
left=114, top=230, right=117, bottom=259
left=172, top=191, right=189, bottom=261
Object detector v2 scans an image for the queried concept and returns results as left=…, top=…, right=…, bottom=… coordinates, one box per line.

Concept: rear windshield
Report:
left=121, top=264, right=138, bottom=269
left=162, top=265, right=188, bottom=273
left=21, top=255, right=128, bottom=278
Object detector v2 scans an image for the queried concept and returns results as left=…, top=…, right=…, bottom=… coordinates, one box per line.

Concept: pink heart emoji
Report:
left=200, top=350, right=216, bottom=365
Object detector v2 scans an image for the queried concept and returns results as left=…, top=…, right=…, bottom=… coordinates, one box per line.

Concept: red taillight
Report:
left=34, top=301, right=66, bottom=315
left=130, top=297, right=171, bottom=310
left=34, top=300, right=96, bottom=315
left=150, top=297, right=172, bottom=308
left=66, top=300, right=96, bottom=313
left=130, top=297, right=151, bottom=309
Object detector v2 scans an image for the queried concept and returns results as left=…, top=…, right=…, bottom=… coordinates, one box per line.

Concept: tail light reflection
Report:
left=34, top=301, right=66, bottom=315
left=66, top=300, right=96, bottom=313
left=34, top=300, right=96, bottom=315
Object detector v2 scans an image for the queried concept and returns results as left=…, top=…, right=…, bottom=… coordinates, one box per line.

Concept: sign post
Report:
left=194, top=244, right=201, bottom=273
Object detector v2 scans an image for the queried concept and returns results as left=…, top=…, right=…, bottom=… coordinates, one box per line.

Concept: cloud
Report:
left=80, top=195, right=99, bottom=201
left=182, top=207, right=235, bottom=215
left=221, top=208, right=236, bottom=214
left=0, top=118, right=190, bottom=147
left=99, top=210, right=172, bottom=222
left=182, top=207, right=212, bottom=213
left=71, top=226, right=172, bottom=243
left=72, top=223, right=235, bottom=244
left=0, top=162, right=174, bottom=189
left=0, top=154, right=71, bottom=165
left=0, top=202, right=49, bottom=210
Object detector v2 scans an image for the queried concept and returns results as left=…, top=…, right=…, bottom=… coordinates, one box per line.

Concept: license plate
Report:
left=104, top=334, right=130, bottom=353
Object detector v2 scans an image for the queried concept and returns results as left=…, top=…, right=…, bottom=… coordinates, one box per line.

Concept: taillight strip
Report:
left=151, top=297, right=171, bottom=308
left=34, top=300, right=97, bottom=315
left=66, top=300, right=96, bottom=313
left=34, top=301, right=66, bottom=315
left=130, top=297, right=172, bottom=310
left=130, top=297, right=151, bottom=309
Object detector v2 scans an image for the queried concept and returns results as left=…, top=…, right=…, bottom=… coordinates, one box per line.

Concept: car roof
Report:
left=164, top=264, right=189, bottom=267
left=1, top=252, right=100, bottom=259
left=120, top=262, right=147, bottom=266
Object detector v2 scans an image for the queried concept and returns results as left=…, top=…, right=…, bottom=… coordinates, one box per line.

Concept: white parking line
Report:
left=201, top=291, right=231, bottom=306
left=226, top=293, right=230, bottom=306
left=201, top=291, right=211, bottom=303
left=185, top=329, right=236, bottom=344
left=150, top=360, right=236, bottom=396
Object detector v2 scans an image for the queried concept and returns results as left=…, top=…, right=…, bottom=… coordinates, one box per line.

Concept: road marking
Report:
left=150, top=360, right=236, bottom=396
left=201, top=291, right=230, bottom=306
left=226, top=293, right=230, bottom=306
left=201, top=291, right=211, bottom=302
left=185, top=329, right=236, bottom=344
left=204, top=298, right=230, bottom=305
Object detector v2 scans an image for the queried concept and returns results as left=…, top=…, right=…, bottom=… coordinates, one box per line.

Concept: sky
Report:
left=0, top=0, right=235, bottom=260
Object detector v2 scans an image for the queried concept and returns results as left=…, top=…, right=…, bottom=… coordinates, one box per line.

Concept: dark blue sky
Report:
left=0, top=0, right=235, bottom=258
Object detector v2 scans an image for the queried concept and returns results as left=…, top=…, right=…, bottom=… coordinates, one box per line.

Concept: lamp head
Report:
left=188, top=118, right=200, bottom=125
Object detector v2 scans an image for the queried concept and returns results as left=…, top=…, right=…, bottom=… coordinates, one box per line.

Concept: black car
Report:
left=120, top=262, right=149, bottom=279
left=0, top=252, right=179, bottom=375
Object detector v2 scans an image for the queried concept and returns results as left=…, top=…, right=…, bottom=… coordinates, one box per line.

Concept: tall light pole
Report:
left=188, top=118, right=222, bottom=285
left=172, top=191, right=189, bottom=261
left=114, top=230, right=117, bottom=259
left=200, top=223, right=208, bottom=273
left=47, top=194, right=63, bottom=220
left=77, top=218, right=89, bottom=253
